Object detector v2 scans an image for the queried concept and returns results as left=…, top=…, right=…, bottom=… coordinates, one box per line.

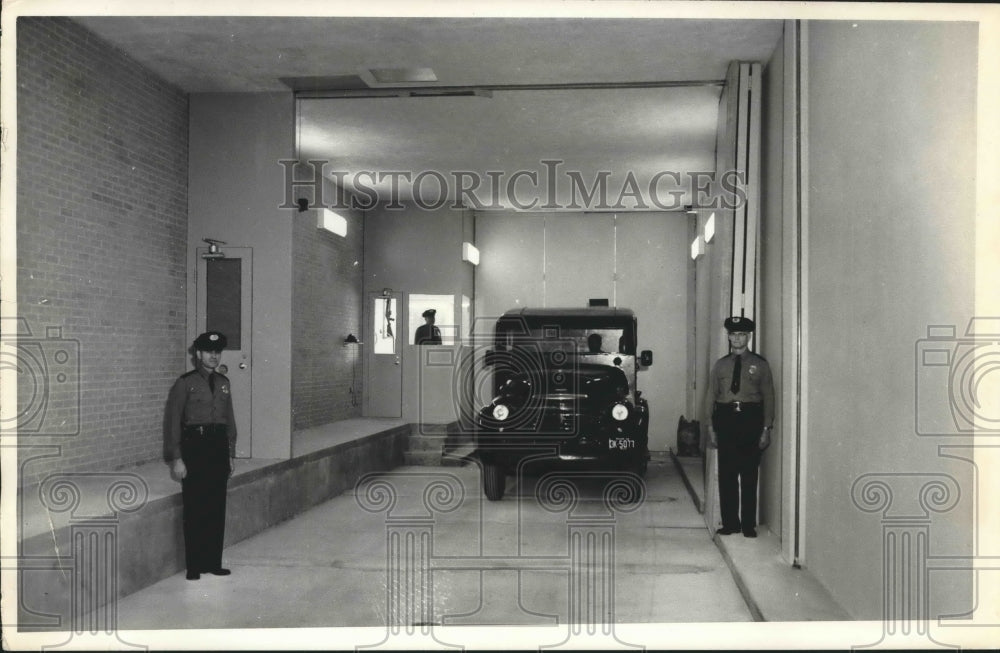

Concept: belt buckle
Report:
left=733, top=401, right=742, bottom=412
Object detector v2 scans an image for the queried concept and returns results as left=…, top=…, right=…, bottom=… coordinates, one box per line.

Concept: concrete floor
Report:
left=105, top=455, right=753, bottom=635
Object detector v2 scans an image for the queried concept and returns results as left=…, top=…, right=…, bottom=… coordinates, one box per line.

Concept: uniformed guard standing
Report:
left=706, top=316, right=775, bottom=538
left=414, top=308, right=443, bottom=345
left=164, top=331, right=237, bottom=580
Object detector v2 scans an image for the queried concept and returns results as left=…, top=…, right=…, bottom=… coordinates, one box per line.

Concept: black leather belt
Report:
left=715, top=401, right=761, bottom=413
left=183, top=424, right=228, bottom=436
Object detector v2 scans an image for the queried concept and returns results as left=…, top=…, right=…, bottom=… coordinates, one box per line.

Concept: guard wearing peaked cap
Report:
left=193, top=330, right=227, bottom=351
left=705, top=316, right=774, bottom=539
left=724, top=316, right=755, bottom=333
left=164, top=331, right=238, bottom=580
left=414, top=308, right=443, bottom=345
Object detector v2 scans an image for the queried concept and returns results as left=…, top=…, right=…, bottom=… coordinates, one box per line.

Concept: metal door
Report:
left=366, top=291, right=402, bottom=417
left=196, top=247, right=252, bottom=457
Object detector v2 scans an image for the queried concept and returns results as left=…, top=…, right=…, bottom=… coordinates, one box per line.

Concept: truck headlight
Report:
left=492, top=404, right=510, bottom=421
left=611, top=403, right=629, bottom=421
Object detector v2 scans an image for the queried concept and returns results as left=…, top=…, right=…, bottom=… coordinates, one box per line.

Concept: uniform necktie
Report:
left=209, top=372, right=216, bottom=394
left=730, top=355, right=742, bottom=394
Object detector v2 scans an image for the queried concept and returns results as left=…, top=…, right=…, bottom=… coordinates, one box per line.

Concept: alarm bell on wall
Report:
left=202, top=238, right=226, bottom=259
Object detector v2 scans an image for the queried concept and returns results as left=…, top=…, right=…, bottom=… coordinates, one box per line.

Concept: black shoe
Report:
left=186, top=571, right=200, bottom=580
left=205, top=568, right=231, bottom=576
left=715, top=527, right=740, bottom=535
left=743, top=528, right=758, bottom=538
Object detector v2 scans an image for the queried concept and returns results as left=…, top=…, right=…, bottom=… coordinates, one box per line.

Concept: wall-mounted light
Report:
left=462, top=242, right=480, bottom=265
left=202, top=238, right=226, bottom=260
left=704, top=212, right=716, bottom=243
left=317, top=208, right=348, bottom=237
left=343, top=333, right=361, bottom=345
left=690, top=235, right=705, bottom=260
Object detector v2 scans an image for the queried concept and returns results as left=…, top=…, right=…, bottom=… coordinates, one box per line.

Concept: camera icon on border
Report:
left=915, top=318, right=1000, bottom=436
left=1, top=317, right=81, bottom=436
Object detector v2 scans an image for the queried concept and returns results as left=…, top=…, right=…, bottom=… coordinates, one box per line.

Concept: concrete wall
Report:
left=19, top=424, right=409, bottom=627
left=758, top=28, right=786, bottom=539
left=362, top=203, right=474, bottom=422
left=474, top=213, right=546, bottom=323
left=188, top=93, right=295, bottom=459
left=611, top=213, right=690, bottom=452
left=291, top=179, right=366, bottom=430
left=695, top=65, right=740, bottom=434
left=694, top=64, right=740, bottom=529
left=15, top=18, right=189, bottom=486
left=803, top=20, right=976, bottom=619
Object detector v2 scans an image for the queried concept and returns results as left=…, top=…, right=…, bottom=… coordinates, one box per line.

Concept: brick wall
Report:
left=291, top=206, right=365, bottom=430
left=15, top=18, right=189, bottom=486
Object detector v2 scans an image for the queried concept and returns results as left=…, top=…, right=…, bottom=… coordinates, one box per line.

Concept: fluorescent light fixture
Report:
left=462, top=242, right=480, bottom=265
left=369, top=67, right=438, bottom=84
left=317, top=208, right=347, bottom=237
left=704, top=212, right=716, bottom=243
left=690, top=235, right=705, bottom=260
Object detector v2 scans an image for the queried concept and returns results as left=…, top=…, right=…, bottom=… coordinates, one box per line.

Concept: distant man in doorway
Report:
left=414, top=308, right=442, bottom=345
left=165, top=331, right=238, bottom=580
left=706, top=316, right=774, bottom=538
left=586, top=333, right=606, bottom=353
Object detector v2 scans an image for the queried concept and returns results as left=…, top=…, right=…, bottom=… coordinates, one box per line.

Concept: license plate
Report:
left=608, top=437, right=636, bottom=450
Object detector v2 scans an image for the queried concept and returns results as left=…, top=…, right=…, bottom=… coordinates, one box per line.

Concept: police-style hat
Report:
left=724, top=316, right=755, bottom=333
left=194, top=331, right=228, bottom=351
left=422, top=309, right=437, bottom=318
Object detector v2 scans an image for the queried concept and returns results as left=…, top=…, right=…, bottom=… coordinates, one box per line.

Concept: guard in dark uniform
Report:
left=706, top=316, right=775, bottom=538
left=164, top=331, right=237, bottom=580
left=414, top=308, right=442, bottom=345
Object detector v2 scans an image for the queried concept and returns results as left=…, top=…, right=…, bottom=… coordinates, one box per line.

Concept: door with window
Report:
left=197, top=247, right=252, bottom=457
left=366, top=291, right=402, bottom=417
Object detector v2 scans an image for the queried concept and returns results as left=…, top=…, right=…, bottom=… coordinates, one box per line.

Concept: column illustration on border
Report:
left=36, top=472, right=149, bottom=651
left=354, top=470, right=465, bottom=650
left=353, top=468, right=644, bottom=650
left=851, top=472, right=962, bottom=649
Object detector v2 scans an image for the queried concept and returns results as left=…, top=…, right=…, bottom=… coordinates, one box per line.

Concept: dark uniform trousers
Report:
left=713, top=402, right=764, bottom=532
left=181, top=425, right=229, bottom=573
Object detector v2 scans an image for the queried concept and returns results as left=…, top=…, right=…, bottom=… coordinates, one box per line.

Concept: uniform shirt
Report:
left=707, top=350, right=775, bottom=427
left=164, top=367, right=237, bottom=461
left=414, top=324, right=442, bottom=345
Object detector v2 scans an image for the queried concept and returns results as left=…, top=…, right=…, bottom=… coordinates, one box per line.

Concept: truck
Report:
left=474, top=307, right=653, bottom=501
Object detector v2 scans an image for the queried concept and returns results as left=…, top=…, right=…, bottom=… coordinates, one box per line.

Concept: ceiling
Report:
left=75, top=16, right=784, bottom=209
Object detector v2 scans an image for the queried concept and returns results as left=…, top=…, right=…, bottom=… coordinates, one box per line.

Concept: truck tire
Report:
left=483, top=462, right=506, bottom=501
left=632, top=455, right=648, bottom=478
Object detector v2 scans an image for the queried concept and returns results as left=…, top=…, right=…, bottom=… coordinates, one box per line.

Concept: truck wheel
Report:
left=483, top=462, right=506, bottom=501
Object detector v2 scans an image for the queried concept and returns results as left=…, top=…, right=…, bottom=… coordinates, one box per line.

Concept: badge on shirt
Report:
left=749, top=365, right=758, bottom=376
left=221, top=384, right=229, bottom=394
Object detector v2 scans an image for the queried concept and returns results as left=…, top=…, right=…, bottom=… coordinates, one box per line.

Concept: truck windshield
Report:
left=496, top=323, right=633, bottom=357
